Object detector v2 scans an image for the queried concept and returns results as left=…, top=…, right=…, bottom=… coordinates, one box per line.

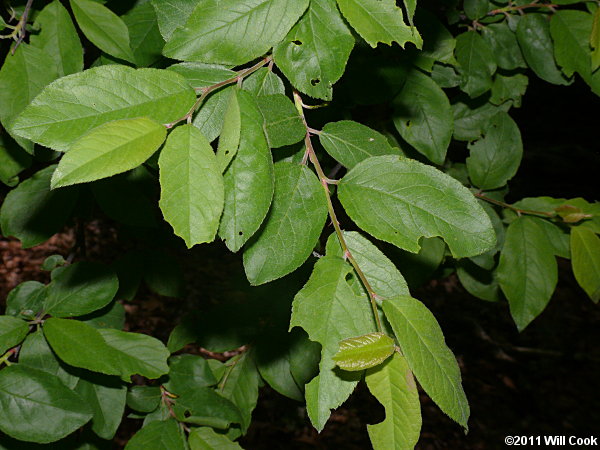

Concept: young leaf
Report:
left=243, top=162, right=327, bottom=285
left=13, top=65, right=195, bottom=151
left=159, top=124, right=224, bottom=247
left=219, top=90, right=274, bottom=252
left=455, top=31, right=496, bottom=98
left=570, top=226, right=600, bottom=303
left=333, top=332, right=395, bottom=371
left=0, top=365, right=92, bottom=444
left=70, top=0, right=135, bottom=63
left=497, top=217, right=558, bottom=330
left=188, top=427, right=243, bottom=450
left=325, top=231, right=409, bottom=298
left=336, top=0, right=422, bottom=49
left=218, top=352, right=260, bottom=432
left=338, top=155, right=496, bottom=258
left=125, top=419, right=186, bottom=450
left=365, top=353, right=421, bottom=450
left=0, top=316, right=29, bottom=355
left=481, top=22, right=527, bottom=70
left=31, top=0, right=84, bottom=76
left=290, top=256, right=377, bottom=431
left=44, top=318, right=170, bottom=381
left=320, top=120, right=403, bottom=169
left=151, top=0, right=200, bottom=41
left=393, top=70, right=453, bottom=164
left=273, top=0, right=354, bottom=100
left=43, top=261, right=119, bottom=318
left=516, top=13, right=570, bottom=85
left=382, top=295, right=470, bottom=429
left=243, top=67, right=285, bottom=96
left=216, top=89, right=242, bottom=172
left=19, top=329, right=80, bottom=389
left=0, top=44, right=58, bottom=153
left=75, top=374, right=126, bottom=440
left=163, top=0, right=309, bottom=65
left=5, top=281, right=46, bottom=318
left=255, top=94, right=306, bottom=148
left=51, top=117, right=167, bottom=188
left=0, top=166, right=78, bottom=248
left=466, top=111, right=523, bottom=190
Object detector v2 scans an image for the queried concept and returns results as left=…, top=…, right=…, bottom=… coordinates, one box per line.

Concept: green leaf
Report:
left=0, top=316, right=29, bottom=355
left=19, top=329, right=79, bottom=389
left=394, top=237, right=446, bottom=288
left=325, top=231, right=409, bottom=298
left=243, top=68, right=285, bottom=96
left=151, top=0, right=200, bottom=41
left=168, top=62, right=235, bottom=86
left=243, top=162, right=327, bottom=285
left=163, top=0, right=309, bottom=65
left=0, top=44, right=58, bottom=153
left=382, top=295, right=469, bottom=429
left=452, top=95, right=511, bottom=141
left=333, top=332, right=395, bottom=371
left=125, top=419, right=186, bottom=450
left=592, top=8, right=600, bottom=71
left=456, top=259, right=500, bottom=302
left=273, top=0, right=354, bottom=100
left=79, top=300, right=126, bottom=330
left=216, top=89, right=241, bottom=172
left=143, top=250, right=185, bottom=297
left=255, top=94, right=306, bottom=148
left=336, top=0, right=422, bottom=49
left=43, top=261, right=119, bottom=318
left=174, top=387, right=242, bottom=428
left=159, top=124, right=224, bottom=247
left=31, top=0, right=84, bottom=76
left=571, top=227, right=600, bottom=302
left=44, top=318, right=170, bottom=381
left=320, top=120, right=403, bottom=169
left=13, top=65, right=195, bottom=152
left=5, top=281, right=46, bottom=318
left=219, top=90, right=274, bottom=252
left=516, top=13, right=570, bottom=85
left=75, top=374, right=126, bottom=440
left=464, top=0, right=490, bottom=20
left=0, top=365, right=92, bottom=444
left=218, top=352, right=260, bottom=432
left=497, top=217, right=558, bottom=331
left=290, top=256, right=377, bottom=431
left=466, top=111, right=523, bottom=190
left=51, top=117, right=166, bottom=188
left=393, top=70, right=453, bottom=164
left=365, top=353, right=421, bottom=450
left=550, top=10, right=592, bottom=79
left=0, top=166, right=78, bottom=248
left=127, top=386, right=161, bottom=413
left=164, top=355, right=218, bottom=395
left=123, top=2, right=166, bottom=67
left=490, top=73, right=528, bottom=106
left=188, top=427, right=242, bottom=450
left=70, top=0, right=135, bottom=63
left=0, top=136, right=32, bottom=186
left=338, top=155, right=496, bottom=258
left=455, top=31, right=496, bottom=98
left=481, top=22, right=526, bottom=70
left=41, top=255, right=66, bottom=271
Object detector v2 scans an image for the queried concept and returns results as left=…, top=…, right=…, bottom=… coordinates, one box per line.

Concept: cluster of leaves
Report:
left=0, top=0, right=598, bottom=448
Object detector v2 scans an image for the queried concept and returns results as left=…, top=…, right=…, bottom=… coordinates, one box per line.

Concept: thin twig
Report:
left=165, top=55, right=272, bottom=129
left=488, top=1, right=557, bottom=15
left=475, top=192, right=556, bottom=218
left=293, top=91, right=383, bottom=333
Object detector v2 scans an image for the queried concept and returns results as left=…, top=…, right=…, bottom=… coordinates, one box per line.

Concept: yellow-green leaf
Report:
left=333, top=332, right=395, bottom=371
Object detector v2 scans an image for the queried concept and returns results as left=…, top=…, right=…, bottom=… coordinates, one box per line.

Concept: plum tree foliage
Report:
left=0, top=0, right=598, bottom=448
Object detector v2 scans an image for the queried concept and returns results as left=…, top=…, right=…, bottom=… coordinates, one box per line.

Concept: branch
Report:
left=475, top=192, right=556, bottom=218
left=165, top=55, right=272, bottom=129
left=293, top=91, right=383, bottom=333
left=487, top=1, right=557, bottom=16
